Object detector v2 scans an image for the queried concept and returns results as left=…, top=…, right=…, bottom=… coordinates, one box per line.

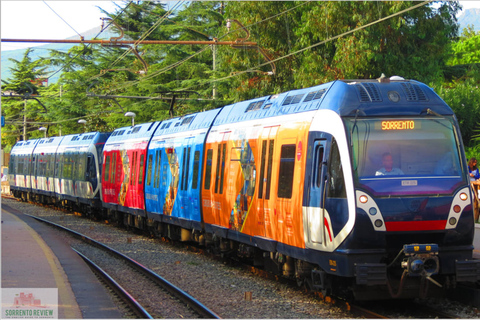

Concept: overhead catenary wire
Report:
left=121, top=0, right=434, bottom=106
left=107, top=1, right=186, bottom=70
left=172, top=0, right=435, bottom=93
left=45, top=1, right=133, bottom=81
left=4, top=0, right=435, bottom=135
left=42, top=0, right=83, bottom=39
left=92, top=1, right=314, bottom=96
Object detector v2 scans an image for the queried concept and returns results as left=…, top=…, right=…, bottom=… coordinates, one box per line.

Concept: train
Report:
left=7, top=77, right=480, bottom=300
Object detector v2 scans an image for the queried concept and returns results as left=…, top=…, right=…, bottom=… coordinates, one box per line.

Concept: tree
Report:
left=216, top=1, right=460, bottom=101
left=1, top=49, right=49, bottom=147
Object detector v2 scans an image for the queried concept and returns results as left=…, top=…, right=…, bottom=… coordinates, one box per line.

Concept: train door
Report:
left=306, top=139, right=328, bottom=247
left=258, top=126, right=278, bottom=237
left=212, top=132, right=229, bottom=225
left=32, top=154, right=38, bottom=191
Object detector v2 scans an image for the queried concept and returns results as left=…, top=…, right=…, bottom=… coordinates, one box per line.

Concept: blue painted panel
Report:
left=146, top=109, right=221, bottom=223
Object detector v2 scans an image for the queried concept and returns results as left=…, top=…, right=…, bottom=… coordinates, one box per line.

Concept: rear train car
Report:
left=9, top=139, right=40, bottom=201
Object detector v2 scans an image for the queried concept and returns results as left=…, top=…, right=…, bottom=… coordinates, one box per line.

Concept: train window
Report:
left=204, top=149, right=213, bottom=190
left=131, top=127, right=141, bottom=134
left=112, top=154, right=117, bottom=184
left=63, top=155, right=71, bottom=179
left=220, top=144, right=226, bottom=194
left=154, top=150, right=161, bottom=188
left=314, top=144, right=325, bottom=188
left=146, top=154, right=153, bottom=186
left=181, top=148, right=187, bottom=191
left=130, top=152, right=137, bottom=186
left=55, top=156, right=61, bottom=178
left=258, top=140, right=268, bottom=199
left=184, top=147, right=191, bottom=190
left=245, top=101, right=264, bottom=112
left=77, top=156, right=84, bottom=180
left=138, top=154, right=144, bottom=185
left=278, top=144, right=296, bottom=199
left=328, top=139, right=346, bottom=198
left=265, top=140, right=274, bottom=200
left=282, top=94, right=305, bottom=106
left=181, top=116, right=195, bottom=126
left=18, top=158, right=24, bottom=175
left=214, top=145, right=222, bottom=193
left=192, top=151, right=200, bottom=189
left=304, top=89, right=327, bottom=102
left=9, top=155, right=15, bottom=174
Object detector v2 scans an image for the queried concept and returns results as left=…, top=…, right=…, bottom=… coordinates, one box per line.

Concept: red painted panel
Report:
left=385, top=220, right=446, bottom=232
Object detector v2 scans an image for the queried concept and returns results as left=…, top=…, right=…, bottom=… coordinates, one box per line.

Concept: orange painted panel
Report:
left=202, top=120, right=310, bottom=249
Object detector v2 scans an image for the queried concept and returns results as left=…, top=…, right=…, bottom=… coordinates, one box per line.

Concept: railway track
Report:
left=25, top=213, right=220, bottom=319
left=72, top=248, right=153, bottom=319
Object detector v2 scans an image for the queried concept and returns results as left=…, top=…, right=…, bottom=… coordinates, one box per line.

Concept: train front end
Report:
left=339, top=79, right=480, bottom=299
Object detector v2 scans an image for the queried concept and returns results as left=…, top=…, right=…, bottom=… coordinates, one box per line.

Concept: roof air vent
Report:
left=401, top=83, right=428, bottom=101
left=355, top=83, right=382, bottom=102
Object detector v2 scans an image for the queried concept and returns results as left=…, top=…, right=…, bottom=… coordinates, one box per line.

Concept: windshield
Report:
left=346, top=116, right=466, bottom=196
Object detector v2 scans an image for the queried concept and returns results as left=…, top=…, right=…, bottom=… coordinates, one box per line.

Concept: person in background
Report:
left=468, top=157, right=480, bottom=181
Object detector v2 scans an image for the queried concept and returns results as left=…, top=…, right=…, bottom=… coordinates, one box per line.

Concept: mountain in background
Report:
left=1, top=26, right=119, bottom=84
left=1, top=8, right=479, bottom=84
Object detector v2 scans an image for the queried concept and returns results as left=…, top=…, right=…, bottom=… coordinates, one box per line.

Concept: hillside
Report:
left=1, top=26, right=119, bottom=84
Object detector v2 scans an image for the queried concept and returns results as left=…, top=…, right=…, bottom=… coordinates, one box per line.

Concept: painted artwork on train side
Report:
left=163, top=147, right=179, bottom=216
left=118, top=149, right=129, bottom=206
left=229, top=137, right=256, bottom=231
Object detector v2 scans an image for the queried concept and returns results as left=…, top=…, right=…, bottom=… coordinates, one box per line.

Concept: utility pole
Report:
left=212, top=44, right=217, bottom=100
left=23, top=100, right=27, bottom=140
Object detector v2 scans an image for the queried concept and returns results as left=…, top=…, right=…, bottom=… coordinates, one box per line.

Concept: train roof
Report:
left=10, top=139, right=40, bottom=155
left=324, top=79, right=453, bottom=117
left=32, top=136, right=65, bottom=153
left=212, top=78, right=453, bottom=126
left=153, top=108, right=221, bottom=137
left=58, top=132, right=110, bottom=148
left=105, top=121, right=161, bottom=145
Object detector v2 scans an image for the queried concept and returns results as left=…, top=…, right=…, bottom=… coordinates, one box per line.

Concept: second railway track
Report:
left=25, top=213, right=220, bottom=319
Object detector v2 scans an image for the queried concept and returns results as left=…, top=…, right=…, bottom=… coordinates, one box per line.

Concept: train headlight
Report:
left=374, top=219, right=383, bottom=228
left=369, top=207, right=377, bottom=215
left=453, top=205, right=461, bottom=213
left=359, top=195, right=368, bottom=204
left=459, top=193, right=468, bottom=201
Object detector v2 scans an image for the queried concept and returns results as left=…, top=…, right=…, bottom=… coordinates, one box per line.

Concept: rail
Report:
left=25, top=214, right=221, bottom=319
left=72, top=248, right=154, bottom=319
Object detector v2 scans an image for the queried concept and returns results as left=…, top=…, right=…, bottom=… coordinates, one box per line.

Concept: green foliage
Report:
left=448, top=34, right=480, bottom=65
left=431, top=68, right=480, bottom=147
left=1, top=0, right=479, bottom=156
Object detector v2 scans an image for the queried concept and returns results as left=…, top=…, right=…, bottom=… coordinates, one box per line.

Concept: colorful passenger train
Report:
left=8, top=77, right=480, bottom=300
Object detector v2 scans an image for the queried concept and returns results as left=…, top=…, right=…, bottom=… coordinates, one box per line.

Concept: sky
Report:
left=1, top=0, right=480, bottom=52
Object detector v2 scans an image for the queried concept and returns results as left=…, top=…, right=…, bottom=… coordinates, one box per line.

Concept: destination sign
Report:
left=375, top=120, right=419, bottom=131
